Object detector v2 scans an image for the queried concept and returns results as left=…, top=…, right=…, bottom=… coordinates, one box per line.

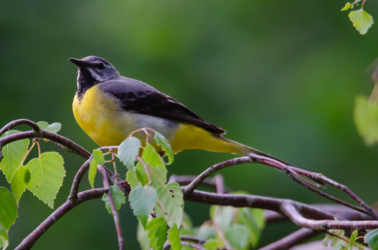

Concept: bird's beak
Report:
left=69, top=58, right=87, bottom=68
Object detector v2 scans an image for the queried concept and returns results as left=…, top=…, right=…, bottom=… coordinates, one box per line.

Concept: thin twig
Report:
left=98, top=165, right=124, bottom=250
left=137, top=156, right=152, bottom=185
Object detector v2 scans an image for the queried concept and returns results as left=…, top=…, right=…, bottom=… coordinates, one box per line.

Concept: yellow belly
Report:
left=73, top=84, right=242, bottom=155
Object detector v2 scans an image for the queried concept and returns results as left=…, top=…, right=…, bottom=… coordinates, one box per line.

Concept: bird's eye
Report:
left=97, top=63, right=105, bottom=70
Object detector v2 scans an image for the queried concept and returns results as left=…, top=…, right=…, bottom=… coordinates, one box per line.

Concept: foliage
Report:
left=341, top=0, right=374, bottom=34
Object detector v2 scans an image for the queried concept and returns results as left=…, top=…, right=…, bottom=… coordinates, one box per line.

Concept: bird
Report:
left=70, top=55, right=275, bottom=158
left=70, top=56, right=324, bottom=187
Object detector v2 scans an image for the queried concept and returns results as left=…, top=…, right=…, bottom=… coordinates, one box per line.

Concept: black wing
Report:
left=99, top=77, right=226, bottom=135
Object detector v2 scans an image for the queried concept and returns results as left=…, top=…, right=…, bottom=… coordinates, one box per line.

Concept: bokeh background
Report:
left=1, top=0, right=378, bottom=249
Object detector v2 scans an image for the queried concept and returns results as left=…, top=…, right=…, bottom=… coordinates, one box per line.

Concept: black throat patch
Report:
left=76, top=68, right=99, bottom=100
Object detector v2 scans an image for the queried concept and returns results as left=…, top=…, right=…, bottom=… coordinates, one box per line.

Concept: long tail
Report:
left=220, top=137, right=325, bottom=187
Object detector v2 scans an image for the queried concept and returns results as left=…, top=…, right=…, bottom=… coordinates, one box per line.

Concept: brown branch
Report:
left=259, top=228, right=322, bottom=250
left=68, top=158, right=92, bottom=202
left=15, top=188, right=107, bottom=250
left=98, top=165, right=124, bottom=250
left=0, top=119, right=41, bottom=136
left=281, top=202, right=378, bottom=230
left=249, top=153, right=378, bottom=219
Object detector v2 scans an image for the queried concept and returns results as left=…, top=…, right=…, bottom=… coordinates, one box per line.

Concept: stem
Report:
left=20, top=142, right=36, bottom=166
left=137, top=156, right=152, bottom=185
left=98, top=165, right=124, bottom=250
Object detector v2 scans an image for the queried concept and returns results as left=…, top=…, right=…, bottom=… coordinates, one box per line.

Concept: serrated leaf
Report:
left=365, top=228, right=378, bottom=250
left=354, top=95, right=378, bottom=145
left=130, top=186, right=158, bottom=228
left=37, top=121, right=61, bottom=134
left=118, top=137, right=141, bottom=169
left=341, top=2, right=351, bottom=11
left=11, top=166, right=30, bottom=205
left=102, top=185, right=126, bottom=215
left=147, top=217, right=167, bottom=250
left=155, top=183, right=183, bottom=228
left=136, top=162, right=149, bottom=186
left=168, top=224, right=182, bottom=250
left=137, top=222, right=150, bottom=250
left=93, top=149, right=105, bottom=164
left=349, top=230, right=358, bottom=250
left=180, top=212, right=194, bottom=236
left=237, top=208, right=265, bottom=247
left=126, top=168, right=142, bottom=190
left=141, top=145, right=167, bottom=188
left=349, top=9, right=374, bottom=35
left=0, top=223, right=9, bottom=250
left=0, top=187, right=17, bottom=231
left=211, top=206, right=234, bottom=230
left=88, top=150, right=104, bottom=189
left=202, top=239, right=218, bottom=250
left=26, top=152, right=65, bottom=208
left=154, top=132, right=174, bottom=165
left=0, top=130, right=29, bottom=183
left=196, top=224, right=217, bottom=241
left=88, top=158, right=97, bottom=189
left=225, top=224, right=250, bottom=250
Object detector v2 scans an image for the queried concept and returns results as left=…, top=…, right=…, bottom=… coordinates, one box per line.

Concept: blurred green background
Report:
left=1, top=0, right=378, bottom=249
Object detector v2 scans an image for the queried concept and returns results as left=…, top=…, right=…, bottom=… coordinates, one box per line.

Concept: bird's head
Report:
left=69, top=56, right=120, bottom=96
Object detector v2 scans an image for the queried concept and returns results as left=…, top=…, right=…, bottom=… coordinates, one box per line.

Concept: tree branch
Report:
left=15, top=188, right=107, bottom=250
left=259, top=228, right=322, bottom=250
left=0, top=119, right=41, bottom=136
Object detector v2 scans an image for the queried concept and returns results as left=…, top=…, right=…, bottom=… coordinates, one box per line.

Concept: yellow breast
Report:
left=73, top=84, right=138, bottom=146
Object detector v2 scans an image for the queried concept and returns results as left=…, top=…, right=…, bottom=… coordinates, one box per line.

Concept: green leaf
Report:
left=141, top=145, right=167, bottom=188
left=11, top=166, right=30, bottom=205
left=0, top=187, right=17, bottom=231
left=341, top=2, right=351, bottom=11
left=154, top=132, right=174, bottom=165
left=365, top=228, right=378, bottom=250
left=225, top=224, right=250, bottom=250
left=88, top=150, right=104, bottom=189
left=179, top=212, right=194, bottom=236
left=37, top=121, right=62, bottom=134
left=0, top=223, right=9, bottom=250
left=168, top=224, right=182, bottom=250
left=155, top=183, right=183, bottom=228
left=26, top=152, right=65, bottom=208
left=202, top=239, right=218, bottom=250
left=349, top=230, right=358, bottom=250
left=196, top=224, right=217, bottom=241
left=354, top=95, right=378, bottom=145
left=136, top=162, right=149, bottom=186
left=88, top=158, right=97, bottom=189
left=93, top=149, right=105, bottom=164
left=349, top=9, right=374, bottom=35
left=146, top=217, right=167, bottom=250
left=137, top=222, right=150, bottom=250
left=126, top=168, right=142, bottom=190
left=118, top=137, right=141, bottom=169
left=102, top=185, right=126, bottom=215
left=211, top=206, right=234, bottom=230
left=0, top=130, right=29, bottom=183
left=237, top=208, right=265, bottom=247
left=129, top=186, right=158, bottom=228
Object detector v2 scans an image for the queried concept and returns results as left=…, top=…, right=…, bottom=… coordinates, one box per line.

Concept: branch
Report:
left=168, top=175, right=231, bottom=192
left=249, top=153, right=378, bottom=219
left=0, top=119, right=40, bottom=136
left=68, top=158, right=91, bottom=202
left=15, top=188, right=107, bottom=250
left=98, top=165, right=124, bottom=250
left=281, top=202, right=378, bottom=229
left=259, top=228, right=321, bottom=250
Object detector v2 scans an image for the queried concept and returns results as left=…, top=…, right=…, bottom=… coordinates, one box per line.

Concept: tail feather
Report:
left=221, top=137, right=325, bottom=188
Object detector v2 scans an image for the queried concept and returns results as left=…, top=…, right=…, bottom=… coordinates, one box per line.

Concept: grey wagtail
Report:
left=69, top=56, right=322, bottom=186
